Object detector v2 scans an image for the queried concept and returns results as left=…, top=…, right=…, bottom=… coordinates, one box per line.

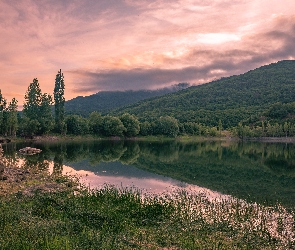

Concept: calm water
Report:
left=2, top=140, right=295, bottom=208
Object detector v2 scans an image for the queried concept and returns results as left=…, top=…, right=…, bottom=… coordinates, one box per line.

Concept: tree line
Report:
left=0, top=70, right=221, bottom=138
left=1, top=65, right=295, bottom=138
left=0, top=69, right=65, bottom=137
left=64, top=112, right=221, bottom=137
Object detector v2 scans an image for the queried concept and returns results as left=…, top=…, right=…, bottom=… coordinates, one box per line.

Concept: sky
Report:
left=0, top=0, right=295, bottom=108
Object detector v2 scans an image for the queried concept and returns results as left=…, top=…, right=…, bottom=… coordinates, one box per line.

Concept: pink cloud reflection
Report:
left=61, top=165, right=230, bottom=201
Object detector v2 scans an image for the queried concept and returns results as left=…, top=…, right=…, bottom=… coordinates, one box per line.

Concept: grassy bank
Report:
left=0, top=184, right=294, bottom=249
left=7, top=133, right=295, bottom=145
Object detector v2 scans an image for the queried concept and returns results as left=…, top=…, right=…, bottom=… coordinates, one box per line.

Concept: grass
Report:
left=0, top=185, right=294, bottom=249
left=11, top=133, right=228, bottom=144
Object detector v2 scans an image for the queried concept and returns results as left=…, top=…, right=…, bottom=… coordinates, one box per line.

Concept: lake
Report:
left=2, top=139, right=295, bottom=209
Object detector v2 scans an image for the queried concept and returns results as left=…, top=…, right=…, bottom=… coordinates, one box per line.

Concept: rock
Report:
left=19, top=147, right=42, bottom=155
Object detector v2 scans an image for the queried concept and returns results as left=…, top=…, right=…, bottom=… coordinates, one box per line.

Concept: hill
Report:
left=65, top=83, right=189, bottom=116
left=112, top=60, right=295, bottom=128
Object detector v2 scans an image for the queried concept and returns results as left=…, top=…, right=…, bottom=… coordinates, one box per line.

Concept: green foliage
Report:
left=182, top=122, right=201, bottom=135
left=66, top=115, right=89, bottom=135
left=88, top=111, right=103, bottom=135
left=139, top=121, right=152, bottom=136
left=153, top=116, right=179, bottom=137
left=6, top=98, right=18, bottom=136
left=101, top=116, right=126, bottom=137
left=23, top=78, right=54, bottom=136
left=65, top=84, right=189, bottom=116
left=23, top=78, right=42, bottom=121
left=120, top=113, right=140, bottom=137
left=268, top=102, right=289, bottom=119
left=232, top=120, right=295, bottom=138
left=18, top=117, right=40, bottom=137
left=54, top=69, right=66, bottom=134
left=39, top=94, right=54, bottom=134
left=0, top=91, right=18, bottom=137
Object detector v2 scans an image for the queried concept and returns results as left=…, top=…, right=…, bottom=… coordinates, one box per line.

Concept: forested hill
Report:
left=112, top=60, right=295, bottom=128
left=65, top=83, right=189, bottom=116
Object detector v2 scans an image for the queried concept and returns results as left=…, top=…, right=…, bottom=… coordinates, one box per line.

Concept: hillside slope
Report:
left=65, top=83, right=189, bottom=116
left=112, top=60, right=295, bottom=128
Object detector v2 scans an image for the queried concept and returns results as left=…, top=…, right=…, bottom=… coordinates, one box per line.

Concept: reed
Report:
left=0, top=185, right=294, bottom=249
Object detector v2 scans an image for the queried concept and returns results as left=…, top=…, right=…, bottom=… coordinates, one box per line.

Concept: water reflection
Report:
left=2, top=140, right=295, bottom=208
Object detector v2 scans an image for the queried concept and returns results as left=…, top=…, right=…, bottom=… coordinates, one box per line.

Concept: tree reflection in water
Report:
left=1, top=140, right=295, bottom=208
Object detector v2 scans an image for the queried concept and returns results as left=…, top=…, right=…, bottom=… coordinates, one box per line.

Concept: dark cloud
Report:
left=69, top=15, right=295, bottom=94
left=69, top=59, right=255, bottom=93
left=70, top=67, right=204, bottom=92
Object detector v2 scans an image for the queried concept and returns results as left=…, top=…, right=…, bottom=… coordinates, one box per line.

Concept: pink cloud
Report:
left=0, top=0, right=294, bottom=106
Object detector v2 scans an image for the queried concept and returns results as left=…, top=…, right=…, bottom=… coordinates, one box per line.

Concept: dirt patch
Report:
left=30, top=135, right=60, bottom=142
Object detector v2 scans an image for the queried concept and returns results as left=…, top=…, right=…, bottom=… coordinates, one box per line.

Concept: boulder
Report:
left=19, top=147, right=42, bottom=155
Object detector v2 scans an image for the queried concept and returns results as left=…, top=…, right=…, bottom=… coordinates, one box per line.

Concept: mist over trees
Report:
left=64, top=83, right=190, bottom=116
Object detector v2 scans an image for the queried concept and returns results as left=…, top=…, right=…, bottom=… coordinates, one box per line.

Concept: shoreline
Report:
left=2, top=134, right=295, bottom=144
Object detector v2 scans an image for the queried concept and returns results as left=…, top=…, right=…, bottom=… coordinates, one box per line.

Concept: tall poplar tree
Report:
left=54, top=69, right=66, bottom=134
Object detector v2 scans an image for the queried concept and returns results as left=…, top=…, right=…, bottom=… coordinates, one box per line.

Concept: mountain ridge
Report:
left=65, top=83, right=190, bottom=116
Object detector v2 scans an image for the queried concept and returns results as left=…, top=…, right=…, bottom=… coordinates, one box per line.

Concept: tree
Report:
left=54, top=69, right=66, bottom=134
left=66, top=115, right=89, bottom=135
left=266, top=122, right=276, bottom=137
left=18, top=116, right=40, bottom=137
left=88, top=111, right=103, bottom=135
left=101, top=116, right=126, bottom=137
left=6, top=98, right=18, bottom=136
left=283, top=122, right=290, bottom=137
left=23, top=78, right=53, bottom=135
left=218, top=119, right=223, bottom=137
left=39, top=94, right=54, bottom=134
left=23, top=78, right=42, bottom=121
left=183, top=122, right=200, bottom=135
left=120, top=113, right=140, bottom=137
left=0, top=91, right=18, bottom=136
left=154, top=116, right=179, bottom=137
left=140, top=121, right=152, bottom=136
left=0, top=90, right=6, bottom=135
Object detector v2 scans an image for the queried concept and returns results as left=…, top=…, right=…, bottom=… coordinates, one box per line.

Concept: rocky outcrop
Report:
left=19, top=147, right=42, bottom=155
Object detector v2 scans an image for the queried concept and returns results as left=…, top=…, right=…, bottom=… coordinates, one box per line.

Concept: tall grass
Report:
left=0, top=185, right=294, bottom=249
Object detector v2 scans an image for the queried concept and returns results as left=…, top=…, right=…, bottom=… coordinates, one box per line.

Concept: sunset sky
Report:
left=1, top=0, right=295, bottom=108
